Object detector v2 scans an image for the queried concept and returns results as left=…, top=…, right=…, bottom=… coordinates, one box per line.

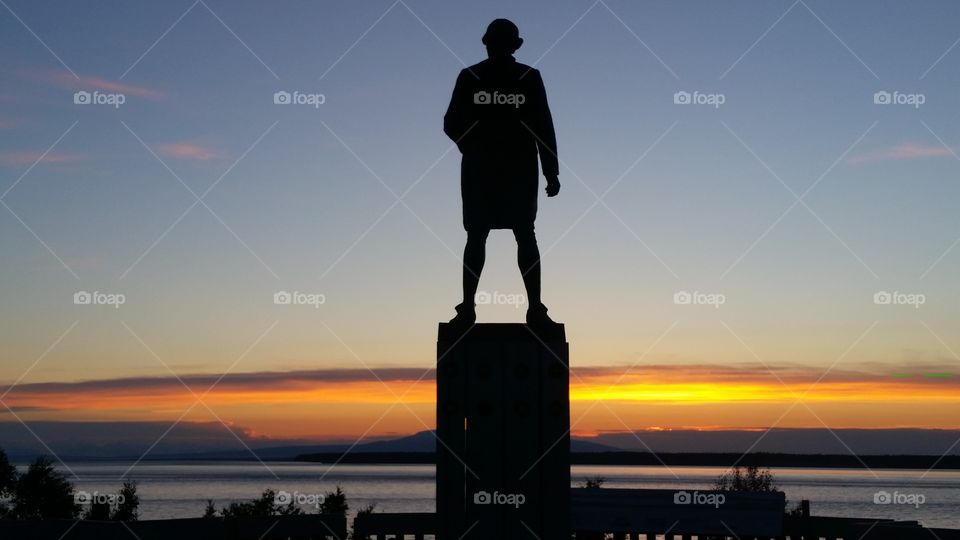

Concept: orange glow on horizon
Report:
left=3, top=368, right=958, bottom=439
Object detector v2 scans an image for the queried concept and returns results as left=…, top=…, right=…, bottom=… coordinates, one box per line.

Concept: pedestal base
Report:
left=436, top=323, right=570, bottom=540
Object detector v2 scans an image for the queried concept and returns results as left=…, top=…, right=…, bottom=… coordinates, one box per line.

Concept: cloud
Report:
left=0, top=367, right=438, bottom=413
left=0, top=151, right=83, bottom=167
left=573, top=361, right=957, bottom=385
left=847, top=142, right=955, bottom=164
left=3, top=362, right=955, bottom=392
left=3, top=362, right=956, bottom=405
left=157, top=142, right=219, bottom=161
left=32, top=70, right=165, bottom=100
left=1, top=367, right=431, bottom=396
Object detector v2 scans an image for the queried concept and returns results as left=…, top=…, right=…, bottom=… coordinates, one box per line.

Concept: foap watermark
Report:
left=273, top=90, right=326, bottom=108
left=674, top=290, right=725, bottom=308
left=75, top=490, right=125, bottom=505
left=874, top=490, right=925, bottom=508
left=274, top=290, right=326, bottom=308
left=475, top=290, right=526, bottom=309
left=275, top=490, right=325, bottom=509
left=673, top=490, right=726, bottom=508
left=473, top=490, right=525, bottom=509
left=74, top=290, right=126, bottom=309
left=673, top=90, right=725, bottom=108
left=474, top=90, right=525, bottom=108
left=874, top=290, right=925, bottom=309
left=873, top=91, right=925, bottom=108
left=74, top=90, right=126, bottom=108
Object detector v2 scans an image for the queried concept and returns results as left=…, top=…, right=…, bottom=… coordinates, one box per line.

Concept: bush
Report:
left=80, top=480, right=140, bottom=521
left=714, top=465, right=776, bottom=492
left=206, top=485, right=354, bottom=518
left=218, top=489, right=303, bottom=517
left=84, top=500, right=111, bottom=521
left=356, top=502, right=377, bottom=516
left=580, top=476, right=605, bottom=489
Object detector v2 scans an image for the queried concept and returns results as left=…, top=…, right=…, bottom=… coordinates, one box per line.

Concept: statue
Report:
left=444, top=19, right=561, bottom=326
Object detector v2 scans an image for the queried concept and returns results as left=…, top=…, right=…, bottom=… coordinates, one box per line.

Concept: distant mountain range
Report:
left=151, top=430, right=620, bottom=460
left=2, top=421, right=959, bottom=463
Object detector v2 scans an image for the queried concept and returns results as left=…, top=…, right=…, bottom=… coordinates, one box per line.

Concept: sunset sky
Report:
left=2, top=0, right=960, bottom=451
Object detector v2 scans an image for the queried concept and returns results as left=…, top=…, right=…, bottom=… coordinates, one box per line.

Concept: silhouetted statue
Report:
left=444, top=19, right=560, bottom=327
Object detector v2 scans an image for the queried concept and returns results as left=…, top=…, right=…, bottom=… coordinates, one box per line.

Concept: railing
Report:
left=351, top=513, right=960, bottom=540
left=0, top=514, right=348, bottom=540
left=783, top=515, right=960, bottom=540
left=350, top=489, right=960, bottom=540
left=353, top=512, right=436, bottom=540
left=571, top=488, right=784, bottom=538
left=351, top=489, right=784, bottom=539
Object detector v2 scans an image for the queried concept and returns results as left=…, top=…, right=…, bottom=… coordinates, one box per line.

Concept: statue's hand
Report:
left=545, top=174, right=560, bottom=197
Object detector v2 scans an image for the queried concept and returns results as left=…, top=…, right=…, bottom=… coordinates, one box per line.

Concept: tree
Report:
left=320, top=486, right=348, bottom=516
left=10, top=457, right=80, bottom=519
left=219, top=489, right=303, bottom=518
left=202, top=499, right=218, bottom=518
left=112, top=480, right=140, bottom=521
left=714, top=465, right=776, bottom=492
left=704, top=466, right=781, bottom=540
left=0, top=449, right=15, bottom=496
left=0, top=449, right=16, bottom=517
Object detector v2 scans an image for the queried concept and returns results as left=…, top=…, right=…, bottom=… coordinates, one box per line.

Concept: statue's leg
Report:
left=514, top=227, right=541, bottom=308
left=462, top=228, right=489, bottom=306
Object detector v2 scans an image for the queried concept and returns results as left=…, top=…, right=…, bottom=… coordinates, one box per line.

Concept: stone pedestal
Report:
left=436, top=323, right=570, bottom=540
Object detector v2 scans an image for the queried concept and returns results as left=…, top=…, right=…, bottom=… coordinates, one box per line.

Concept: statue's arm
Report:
left=531, top=70, right=559, bottom=178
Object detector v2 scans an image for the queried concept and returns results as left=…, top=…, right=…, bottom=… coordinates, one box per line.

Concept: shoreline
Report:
left=25, top=453, right=960, bottom=470
left=289, top=452, right=960, bottom=469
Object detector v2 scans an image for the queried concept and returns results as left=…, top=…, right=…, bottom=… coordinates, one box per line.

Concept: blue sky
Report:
left=1, top=0, right=960, bottom=439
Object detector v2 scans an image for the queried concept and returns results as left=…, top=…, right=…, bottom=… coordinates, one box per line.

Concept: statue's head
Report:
left=482, top=19, right=523, bottom=58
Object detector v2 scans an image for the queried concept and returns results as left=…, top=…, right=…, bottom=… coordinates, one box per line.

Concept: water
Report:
left=48, top=461, right=960, bottom=529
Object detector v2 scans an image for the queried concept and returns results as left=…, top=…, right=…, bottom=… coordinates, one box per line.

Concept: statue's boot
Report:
left=525, top=302, right=556, bottom=326
left=448, top=302, right=476, bottom=327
